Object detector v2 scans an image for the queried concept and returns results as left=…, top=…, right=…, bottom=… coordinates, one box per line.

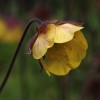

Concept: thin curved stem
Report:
left=0, top=18, right=42, bottom=93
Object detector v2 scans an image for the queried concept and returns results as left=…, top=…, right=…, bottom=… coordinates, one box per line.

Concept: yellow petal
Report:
left=40, top=58, right=51, bottom=76
left=32, top=24, right=56, bottom=59
left=32, top=36, right=47, bottom=59
left=0, top=19, right=7, bottom=39
left=54, top=23, right=83, bottom=43
left=45, top=57, right=71, bottom=75
left=65, top=31, right=88, bottom=69
left=40, top=44, right=71, bottom=75
left=39, top=31, right=88, bottom=75
left=1, top=26, right=22, bottom=43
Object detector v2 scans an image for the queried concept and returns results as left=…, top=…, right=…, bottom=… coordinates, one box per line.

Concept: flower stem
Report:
left=0, top=18, right=42, bottom=93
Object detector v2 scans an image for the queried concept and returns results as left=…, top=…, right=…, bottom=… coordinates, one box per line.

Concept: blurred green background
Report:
left=0, top=0, right=100, bottom=100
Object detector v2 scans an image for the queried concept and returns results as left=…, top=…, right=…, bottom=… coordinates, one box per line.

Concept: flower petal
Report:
left=65, top=31, right=88, bottom=69
left=45, top=57, right=71, bottom=75
left=39, top=31, right=88, bottom=75
left=0, top=19, right=7, bottom=39
left=54, top=23, right=83, bottom=43
left=32, top=24, right=56, bottom=59
left=40, top=44, right=71, bottom=75
left=32, top=36, right=47, bottom=59
left=40, top=58, right=51, bottom=76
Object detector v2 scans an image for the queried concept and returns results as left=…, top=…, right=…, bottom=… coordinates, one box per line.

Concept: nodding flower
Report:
left=28, top=21, right=88, bottom=76
left=0, top=19, right=88, bottom=92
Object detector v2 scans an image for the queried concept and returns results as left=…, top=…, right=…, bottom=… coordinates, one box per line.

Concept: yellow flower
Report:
left=0, top=17, right=23, bottom=43
left=30, top=21, right=88, bottom=76
left=0, top=19, right=7, bottom=39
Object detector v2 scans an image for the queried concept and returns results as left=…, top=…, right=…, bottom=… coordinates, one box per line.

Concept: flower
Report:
left=29, top=21, right=88, bottom=76
left=0, top=16, right=23, bottom=43
left=0, top=18, right=7, bottom=40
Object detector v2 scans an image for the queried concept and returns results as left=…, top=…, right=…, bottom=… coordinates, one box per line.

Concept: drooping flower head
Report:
left=28, top=20, right=88, bottom=76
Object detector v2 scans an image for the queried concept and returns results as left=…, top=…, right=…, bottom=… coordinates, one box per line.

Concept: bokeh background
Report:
left=0, top=0, right=100, bottom=100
